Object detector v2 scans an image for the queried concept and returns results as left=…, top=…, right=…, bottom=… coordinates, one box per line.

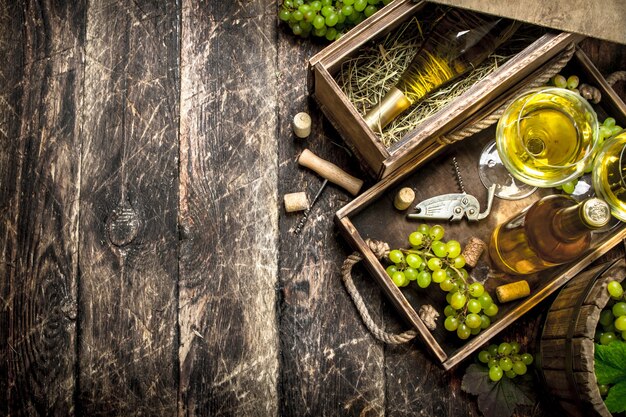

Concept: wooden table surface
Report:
left=2, top=1, right=626, bottom=416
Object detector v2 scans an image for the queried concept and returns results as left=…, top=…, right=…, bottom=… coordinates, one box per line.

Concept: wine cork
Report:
left=284, top=192, right=309, bottom=213
left=292, top=112, right=312, bottom=138
left=462, top=237, right=487, bottom=268
left=394, top=187, right=415, bottom=211
left=496, top=280, right=531, bottom=303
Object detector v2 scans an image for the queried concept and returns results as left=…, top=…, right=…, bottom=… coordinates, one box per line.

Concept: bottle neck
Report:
left=553, top=198, right=610, bottom=240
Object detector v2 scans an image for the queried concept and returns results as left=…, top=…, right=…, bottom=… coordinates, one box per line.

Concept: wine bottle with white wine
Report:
left=364, top=9, right=520, bottom=132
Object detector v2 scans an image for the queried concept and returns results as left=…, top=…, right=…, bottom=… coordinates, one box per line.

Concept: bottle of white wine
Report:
left=364, top=10, right=520, bottom=132
left=489, top=195, right=611, bottom=275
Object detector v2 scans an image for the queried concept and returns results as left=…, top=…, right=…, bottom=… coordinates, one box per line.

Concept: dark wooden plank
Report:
left=277, top=30, right=388, bottom=417
left=178, top=2, right=280, bottom=415
left=0, top=0, right=85, bottom=415
left=78, top=1, right=179, bottom=414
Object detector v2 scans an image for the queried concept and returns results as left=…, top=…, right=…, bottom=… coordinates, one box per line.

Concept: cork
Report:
left=284, top=192, right=309, bottom=213
left=462, top=236, right=487, bottom=268
left=496, top=280, right=531, bottom=303
left=292, top=112, right=312, bottom=138
left=394, top=187, right=415, bottom=211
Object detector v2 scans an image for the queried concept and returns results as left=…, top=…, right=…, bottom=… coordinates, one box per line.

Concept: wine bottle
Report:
left=489, top=195, right=610, bottom=275
left=364, top=10, right=520, bottom=133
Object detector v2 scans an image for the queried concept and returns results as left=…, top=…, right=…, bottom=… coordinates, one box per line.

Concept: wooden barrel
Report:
left=537, top=258, right=625, bottom=417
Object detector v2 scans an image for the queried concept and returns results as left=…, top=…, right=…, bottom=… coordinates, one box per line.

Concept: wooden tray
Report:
left=309, top=0, right=583, bottom=179
left=335, top=48, right=626, bottom=370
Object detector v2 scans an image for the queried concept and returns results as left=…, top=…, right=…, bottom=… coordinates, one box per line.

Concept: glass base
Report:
left=478, top=141, right=537, bottom=200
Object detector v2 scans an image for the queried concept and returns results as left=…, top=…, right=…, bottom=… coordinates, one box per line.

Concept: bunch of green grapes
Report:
left=477, top=341, right=534, bottom=382
left=386, top=223, right=498, bottom=340
left=549, top=73, right=581, bottom=92
left=595, top=280, right=626, bottom=345
left=278, top=0, right=392, bottom=40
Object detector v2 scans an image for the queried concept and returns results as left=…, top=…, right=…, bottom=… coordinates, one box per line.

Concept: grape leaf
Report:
left=462, top=364, right=536, bottom=417
left=595, top=342, right=626, bottom=385
left=605, top=380, right=626, bottom=414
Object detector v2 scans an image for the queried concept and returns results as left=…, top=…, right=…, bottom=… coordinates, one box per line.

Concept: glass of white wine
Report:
left=479, top=87, right=600, bottom=197
left=592, top=130, right=626, bottom=221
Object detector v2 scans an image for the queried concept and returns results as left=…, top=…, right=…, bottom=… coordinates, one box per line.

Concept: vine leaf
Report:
left=462, top=364, right=536, bottom=417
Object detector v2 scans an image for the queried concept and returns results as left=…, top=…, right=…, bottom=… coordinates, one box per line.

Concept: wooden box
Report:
left=335, top=49, right=626, bottom=370
left=309, top=0, right=582, bottom=179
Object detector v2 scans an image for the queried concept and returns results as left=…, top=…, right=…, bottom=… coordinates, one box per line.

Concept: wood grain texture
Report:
left=0, top=1, right=84, bottom=415
left=78, top=1, right=180, bottom=414
left=430, top=0, right=626, bottom=45
left=178, top=1, right=280, bottom=415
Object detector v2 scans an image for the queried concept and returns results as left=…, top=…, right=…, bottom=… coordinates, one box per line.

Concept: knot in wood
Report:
left=366, top=239, right=389, bottom=259
left=106, top=199, right=140, bottom=247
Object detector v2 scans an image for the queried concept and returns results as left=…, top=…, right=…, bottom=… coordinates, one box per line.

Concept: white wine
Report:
left=496, top=88, right=599, bottom=187
left=489, top=195, right=610, bottom=275
left=593, top=130, right=626, bottom=221
left=364, top=10, right=519, bottom=132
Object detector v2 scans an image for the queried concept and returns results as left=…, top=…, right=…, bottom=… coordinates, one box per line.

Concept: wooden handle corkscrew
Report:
left=297, top=149, right=363, bottom=196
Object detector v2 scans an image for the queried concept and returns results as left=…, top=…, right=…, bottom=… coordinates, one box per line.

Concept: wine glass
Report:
left=592, top=130, right=626, bottom=221
left=479, top=87, right=600, bottom=198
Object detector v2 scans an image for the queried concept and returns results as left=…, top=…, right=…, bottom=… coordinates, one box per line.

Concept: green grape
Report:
left=600, top=125, right=613, bottom=139
left=405, top=253, right=422, bottom=269
left=312, top=14, right=325, bottom=28
left=468, top=282, right=484, bottom=297
left=427, top=257, right=443, bottom=271
left=484, top=303, right=498, bottom=317
left=445, top=240, right=461, bottom=258
left=599, top=309, right=615, bottom=327
left=440, top=278, right=455, bottom=292
left=489, top=365, right=503, bottom=382
left=321, top=5, right=334, bottom=16
left=600, top=331, right=617, bottom=345
left=595, top=331, right=604, bottom=343
left=498, top=342, right=512, bottom=355
left=512, top=361, right=527, bottom=375
left=465, top=313, right=482, bottom=329
left=457, top=323, right=471, bottom=340
left=388, top=249, right=404, bottom=264
left=283, top=0, right=294, bottom=7
left=467, top=299, right=482, bottom=314
left=452, top=255, right=466, bottom=269
left=608, top=280, right=624, bottom=298
left=392, top=271, right=407, bottom=287
left=354, top=0, right=367, bottom=11
left=611, top=125, right=623, bottom=135
left=613, top=302, right=626, bottom=317
left=552, top=74, right=567, bottom=88
left=505, top=369, right=517, bottom=379
left=292, top=23, right=303, bottom=35
left=364, top=4, right=377, bottom=17
left=446, top=292, right=453, bottom=304
left=292, top=10, right=304, bottom=20
left=279, top=9, right=292, bottom=21
left=431, top=269, right=446, bottom=283
left=404, top=267, right=418, bottom=281
left=341, top=5, right=354, bottom=15
left=487, top=344, right=499, bottom=357
left=343, top=0, right=355, bottom=5
left=444, top=305, right=456, bottom=317
left=310, top=0, right=322, bottom=10
left=480, top=314, right=491, bottom=329
left=561, top=180, right=577, bottom=194
left=459, top=268, right=469, bottom=280
left=605, top=322, right=616, bottom=333
left=383, top=0, right=392, bottom=4
left=385, top=264, right=398, bottom=277
left=409, top=231, right=424, bottom=247
left=499, top=357, right=513, bottom=372
left=598, top=384, right=610, bottom=397
left=471, top=326, right=481, bottom=335
left=450, top=292, right=467, bottom=309
left=321, top=0, right=332, bottom=5
left=566, top=75, right=580, bottom=89
left=303, top=10, right=316, bottom=21
left=510, top=341, right=520, bottom=354
left=444, top=316, right=459, bottom=331
left=416, top=224, right=430, bottom=235
left=367, top=0, right=378, bottom=4
left=521, top=353, right=534, bottom=366
left=487, top=358, right=498, bottom=368
left=300, top=20, right=312, bottom=30
left=429, top=225, right=445, bottom=241
left=431, top=241, right=448, bottom=257
left=604, top=117, right=616, bottom=127
left=478, top=350, right=491, bottom=363
left=615, top=316, right=626, bottom=331
left=417, top=271, right=431, bottom=288
left=294, top=0, right=304, bottom=6
left=478, top=293, right=493, bottom=309
left=325, top=13, right=339, bottom=26
left=298, top=4, right=311, bottom=13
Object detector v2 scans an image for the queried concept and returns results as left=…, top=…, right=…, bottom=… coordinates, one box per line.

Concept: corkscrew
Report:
left=407, top=158, right=496, bottom=222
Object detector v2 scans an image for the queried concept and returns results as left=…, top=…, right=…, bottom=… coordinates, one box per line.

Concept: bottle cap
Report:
left=581, top=198, right=611, bottom=228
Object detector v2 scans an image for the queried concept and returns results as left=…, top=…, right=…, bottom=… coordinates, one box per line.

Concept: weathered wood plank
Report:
left=178, top=2, right=279, bottom=415
left=276, top=30, right=387, bottom=416
left=0, top=0, right=85, bottom=415
left=78, top=1, right=180, bottom=414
